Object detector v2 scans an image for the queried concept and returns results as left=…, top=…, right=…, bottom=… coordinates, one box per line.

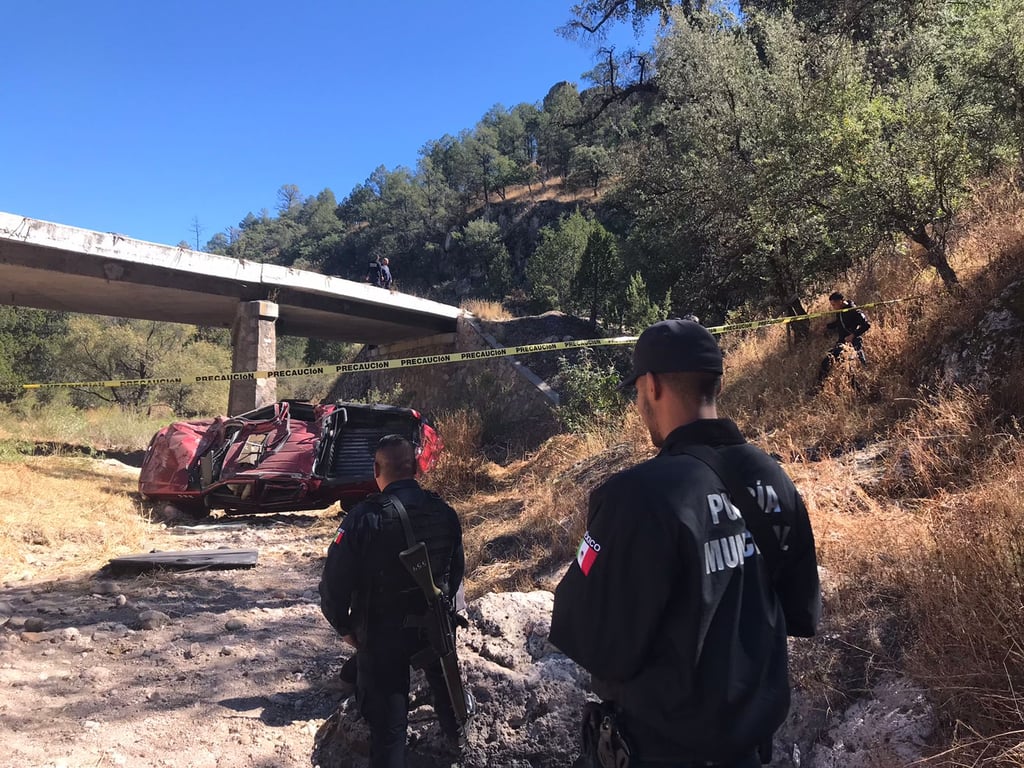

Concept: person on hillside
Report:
left=550, top=318, right=821, bottom=768
left=318, top=434, right=466, bottom=767
left=380, top=257, right=393, bottom=290
left=365, top=256, right=383, bottom=287
left=817, top=291, right=871, bottom=385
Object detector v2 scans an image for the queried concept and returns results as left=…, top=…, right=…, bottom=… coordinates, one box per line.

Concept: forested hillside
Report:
left=2, top=0, right=1022, bottom=406
left=204, top=0, right=1022, bottom=320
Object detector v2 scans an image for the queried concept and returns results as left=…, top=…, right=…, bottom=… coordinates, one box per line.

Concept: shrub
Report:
left=554, top=348, right=629, bottom=433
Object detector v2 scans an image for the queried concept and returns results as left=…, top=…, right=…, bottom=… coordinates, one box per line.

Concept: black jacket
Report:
left=319, top=478, right=464, bottom=638
left=826, top=302, right=870, bottom=341
left=366, top=259, right=382, bottom=286
left=550, top=419, right=820, bottom=764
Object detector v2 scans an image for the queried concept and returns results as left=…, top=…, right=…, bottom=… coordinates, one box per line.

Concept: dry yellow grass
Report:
left=0, top=456, right=154, bottom=582
left=459, top=299, right=514, bottom=322
left=471, top=175, right=616, bottom=210
left=896, top=485, right=1024, bottom=765
left=0, top=404, right=179, bottom=585
left=440, top=408, right=652, bottom=598
left=0, top=402, right=171, bottom=451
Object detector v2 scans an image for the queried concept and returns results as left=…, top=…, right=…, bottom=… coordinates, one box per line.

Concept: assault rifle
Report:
left=399, top=541, right=474, bottom=726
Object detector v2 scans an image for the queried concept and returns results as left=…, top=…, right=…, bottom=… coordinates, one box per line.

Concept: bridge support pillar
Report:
left=228, top=300, right=278, bottom=415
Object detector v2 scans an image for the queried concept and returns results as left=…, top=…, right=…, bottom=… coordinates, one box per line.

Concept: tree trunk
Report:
left=783, top=298, right=811, bottom=342
left=910, top=223, right=959, bottom=288
left=772, top=239, right=810, bottom=341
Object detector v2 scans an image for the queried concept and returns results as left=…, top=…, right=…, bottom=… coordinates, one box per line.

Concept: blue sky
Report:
left=1, top=2, right=656, bottom=248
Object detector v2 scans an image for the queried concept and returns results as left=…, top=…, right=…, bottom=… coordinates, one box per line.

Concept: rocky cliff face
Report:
left=934, top=280, right=1024, bottom=393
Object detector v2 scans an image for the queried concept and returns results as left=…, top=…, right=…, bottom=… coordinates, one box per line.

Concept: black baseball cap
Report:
left=619, top=319, right=723, bottom=389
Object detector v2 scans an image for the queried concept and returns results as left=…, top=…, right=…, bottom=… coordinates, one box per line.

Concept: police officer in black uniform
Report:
left=818, top=290, right=871, bottom=384
left=366, top=256, right=383, bottom=287
left=319, top=434, right=465, bottom=768
left=551, top=319, right=821, bottom=768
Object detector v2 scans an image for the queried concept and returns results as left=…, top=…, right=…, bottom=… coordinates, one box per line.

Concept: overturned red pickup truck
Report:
left=138, top=400, right=442, bottom=515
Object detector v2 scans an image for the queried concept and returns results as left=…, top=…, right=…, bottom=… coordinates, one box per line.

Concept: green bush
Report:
left=555, top=348, right=629, bottom=433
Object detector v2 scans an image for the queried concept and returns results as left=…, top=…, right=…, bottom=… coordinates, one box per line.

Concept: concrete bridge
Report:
left=0, top=211, right=462, bottom=413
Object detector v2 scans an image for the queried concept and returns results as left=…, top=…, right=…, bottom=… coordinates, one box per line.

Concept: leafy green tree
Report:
left=863, top=71, right=974, bottom=286
left=622, top=7, right=884, bottom=318
left=512, top=102, right=543, bottom=167
left=967, top=0, right=1024, bottom=164
left=849, top=11, right=1005, bottom=289
left=561, top=0, right=680, bottom=38
left=952, top=0, right=1024, bottom=166
left=621, top=272, right=668, bottom=333
left=276, top=184, right=304, bottom=215
left=481, top=104, right=531, bottom=168
left=454, top=219, right=513, bottom=298
left=333, top=166, right=433, bottom=281
left=527, top=208, right=595, bottom=310
left=0, top=308, right=68, bottom=402
left=154, top=339, right=232, bottom=416
left=56, top=317, right=230, bottom=412
left=723, top=2, right=1002, bottom=290
left=421, top=134, right=478, bottom=210
left=287, top=189, right=344, bottom=271
left=226, top=210, right=303, bottom=264
left=572, top=225, right=623, bottom=326
left=539, top=82, right=585, bottom=179
left=741, top=0, right=945, bottom=74
left=568, top=145, right=616, bottom=196
left=205, top=232, right=230, bottom=254
left=304, top=338, right=358, bottom=367
left=416, top=151, right=464, bottom=244
left=555, top=348, right=629, bottom=433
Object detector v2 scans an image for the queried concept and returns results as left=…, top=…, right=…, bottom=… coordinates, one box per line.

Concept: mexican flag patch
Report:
left=576, top=531, right=601, bottom=575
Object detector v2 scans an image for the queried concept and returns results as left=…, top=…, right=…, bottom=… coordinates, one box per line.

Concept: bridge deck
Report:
left=0, top=212, right=460, bottom=343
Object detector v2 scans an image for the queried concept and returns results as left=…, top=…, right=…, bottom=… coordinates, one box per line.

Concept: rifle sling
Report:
left=383, top=493, right=419, bottom=550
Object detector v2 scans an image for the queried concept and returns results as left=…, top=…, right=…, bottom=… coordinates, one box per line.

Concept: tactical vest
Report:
left=361, top=491, right=456, bottom=620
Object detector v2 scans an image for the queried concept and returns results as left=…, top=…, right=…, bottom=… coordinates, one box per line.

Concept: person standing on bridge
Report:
left=366, top=256, right=383, bottom=287
left=380, top=257, right=393, bottom=290
left=551, top=318, right=820, bottom=768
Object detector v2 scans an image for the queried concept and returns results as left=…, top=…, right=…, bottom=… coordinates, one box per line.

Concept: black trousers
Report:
left=577, top=753, right=760, bottom=768
left=356, top=624, right=459, bottom=768
left=631, top=753, right=761, bottom=768
left=818, top=336, right=866, bottom=381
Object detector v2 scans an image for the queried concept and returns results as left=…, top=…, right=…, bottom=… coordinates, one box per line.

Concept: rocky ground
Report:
left=0, top=507, right=348, bottom=768
left=0, top=459, right=940, bottom=768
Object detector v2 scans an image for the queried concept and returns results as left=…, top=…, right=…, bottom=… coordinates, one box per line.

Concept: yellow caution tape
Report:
left=22, top=296, right=918, bottom=390
left=702, top=296, right=915, bottom=334
left=20, top=338, right=638, bottom=390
